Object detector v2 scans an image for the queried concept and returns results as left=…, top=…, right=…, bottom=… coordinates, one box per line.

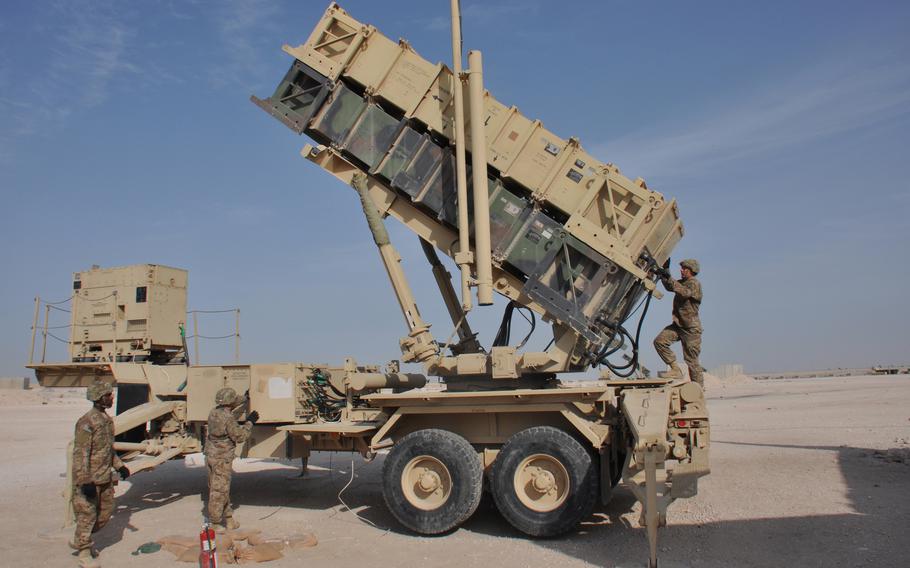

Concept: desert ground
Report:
left=1, top=374, right=908, bottom=568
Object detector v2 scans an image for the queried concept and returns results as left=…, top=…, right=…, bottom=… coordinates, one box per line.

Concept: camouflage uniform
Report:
left=71, top=386, right=123, bottom=553
left=654, top=265, right=704, bottom=385
left=205, top=393, right=252, bottom=526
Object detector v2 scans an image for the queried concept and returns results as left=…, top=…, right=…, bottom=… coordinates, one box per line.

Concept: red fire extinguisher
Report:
left=199, top=522, right=218, bottom=568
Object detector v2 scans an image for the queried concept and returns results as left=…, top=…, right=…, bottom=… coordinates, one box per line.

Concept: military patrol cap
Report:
left=86, top=381, right=113, bottom=401
left=215, top=387, right=239, bottom=406
left=680, top=259, right=700, bottom=274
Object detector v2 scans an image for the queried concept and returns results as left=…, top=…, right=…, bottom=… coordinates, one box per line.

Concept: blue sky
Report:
left=1, top=0, right=908, bottom=377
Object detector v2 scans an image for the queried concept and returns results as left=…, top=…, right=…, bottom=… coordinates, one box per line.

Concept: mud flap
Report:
left=599, top=447, right=613, bottom=506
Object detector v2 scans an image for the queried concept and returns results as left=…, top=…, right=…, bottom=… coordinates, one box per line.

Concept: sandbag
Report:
left=228, top=528, right=262, bottom=541
left=218, top=548, right=238, bottom=565
left=236, top=543, right=284, bottom=563
left=258, top=537, right=287, bottom=550
left=166, top=535, right=236, bottom=564
left=176, top=547, right=198, bottom=563
left=219, top=533, right=235, bottom=549
left=159, top=528, right=304, bottom=564
left=286, top=532, right=318, bottom=550
left=161, top=543, right=191, bottom=557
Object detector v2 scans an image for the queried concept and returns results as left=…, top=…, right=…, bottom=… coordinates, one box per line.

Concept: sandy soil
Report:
left=1, top=375, right=908, bottom=568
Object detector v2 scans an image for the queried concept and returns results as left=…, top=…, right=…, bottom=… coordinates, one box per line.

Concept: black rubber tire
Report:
left=491, top=426, right=597, bottom=537
left=382, top=429, right=483, bottom=534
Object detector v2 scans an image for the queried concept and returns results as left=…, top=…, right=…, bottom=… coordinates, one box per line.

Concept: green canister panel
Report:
left=344, top=104, right=401, bottom=169
left=504, top=211, right=564, bottom=276
left=392, top=135, right=443, bottom=199
left=438, top=164, right=474, bottom=227
left=414, top=153, right=455, bottom=215
left=251, top=60, right=331, bottom=135
left=309, top=82, right=367, bottom=145
left=375, top=126, right=423, bottom=181
left=488, top=184, right=532, bottom=256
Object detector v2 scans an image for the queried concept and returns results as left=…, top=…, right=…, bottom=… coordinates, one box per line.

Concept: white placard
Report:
left=268, top=376, right=292, bottom=399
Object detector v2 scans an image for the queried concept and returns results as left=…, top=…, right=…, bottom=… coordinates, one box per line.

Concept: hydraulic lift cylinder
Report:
left=351, top=174, right=437, bottom=363
left=346, top=372, right=427, bottom=393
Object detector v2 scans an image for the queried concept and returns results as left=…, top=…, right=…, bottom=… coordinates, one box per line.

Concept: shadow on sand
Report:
left=95, top=439, right=909, bottom=567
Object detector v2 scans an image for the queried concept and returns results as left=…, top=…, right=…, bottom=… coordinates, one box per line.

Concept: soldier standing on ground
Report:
left=70, top=381, right=130, bottom=568
left=653, top=259, right=704, bottom=386
left=205, top=387, right=258, bottom=532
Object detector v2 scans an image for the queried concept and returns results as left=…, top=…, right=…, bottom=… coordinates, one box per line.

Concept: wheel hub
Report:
left=418, top=469, right=441, bottom=492
left=531, top=468, right=556, bottom=493
left=401, top=455, right=453, bottom=511
left=514, top=453, right=570, bottom=512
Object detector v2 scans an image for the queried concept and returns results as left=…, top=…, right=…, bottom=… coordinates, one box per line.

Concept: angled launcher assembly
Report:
left=252, top=2, right=685, bottom=379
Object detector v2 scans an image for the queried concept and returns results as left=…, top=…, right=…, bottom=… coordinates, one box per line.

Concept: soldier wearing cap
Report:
left=653, top=259, right=704, bottom=385
left=205, top=387, right=258, bottom=532
left=70, top=380, right=130, bottom=568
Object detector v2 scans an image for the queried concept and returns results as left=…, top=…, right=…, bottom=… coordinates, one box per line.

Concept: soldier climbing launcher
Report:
left=29, top=4, right=708, bottom=568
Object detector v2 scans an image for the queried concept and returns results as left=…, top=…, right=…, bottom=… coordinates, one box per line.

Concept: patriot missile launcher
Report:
left=29, top=5, right=708, bottom=567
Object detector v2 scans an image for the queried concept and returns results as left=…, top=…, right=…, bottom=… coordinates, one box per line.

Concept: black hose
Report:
left=492, top=302, right=515, bottom=348
left=597, top=291, right=653, bottom=377
left=491, top=301, right=536, bottom=350
left=514, top=305, right=536, bottom=350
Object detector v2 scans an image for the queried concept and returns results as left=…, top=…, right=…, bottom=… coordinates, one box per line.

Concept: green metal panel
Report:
left=438, top=164, right=473, bottom=227
left=504, top=211, right=564, bottom=276
left=344, top=104, right=401, bottom=169
left=376, top=126, right=423, bottom=182
left=414, top=153, right=455, bottom=215
left=488, top=183, right=532, bottom=256
left=252, top=60, right=330, bottom=134
left=392, top=135, right=443, bottom=199
left=310, top=82, right=367, bottom=145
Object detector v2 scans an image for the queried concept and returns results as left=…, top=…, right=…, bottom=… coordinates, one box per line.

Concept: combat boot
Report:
left=658, top=363, right=682, bottom=379
left=226, top=517, right=240, bottom=530
left=77, top=548, right=100, bottom=568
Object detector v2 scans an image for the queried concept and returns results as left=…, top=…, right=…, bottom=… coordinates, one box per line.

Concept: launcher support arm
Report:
left=351, top=173, right=438, bottom=363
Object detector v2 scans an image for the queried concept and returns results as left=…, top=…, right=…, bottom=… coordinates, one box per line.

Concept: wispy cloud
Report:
left=49, top=6, right=137, bottom=108
left=0, top=1, right=137, bottom=164
left=595, top=53, right=910, bottom=180
left=208, top=0, right=279, bottom=90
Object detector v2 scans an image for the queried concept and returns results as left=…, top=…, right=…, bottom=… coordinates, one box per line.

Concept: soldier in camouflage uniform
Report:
left=205, top=387, right=258, bottom=532
left=653, top=259, right=704, bottom=385
left=70, top=381, right=130, bottom=568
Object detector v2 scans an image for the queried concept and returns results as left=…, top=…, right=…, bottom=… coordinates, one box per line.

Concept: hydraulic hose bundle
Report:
left=302, top=369, right=348, bottom=421
left=596, top=291, right=653, bottom=378
left=491, top=300, right=536, bottom=351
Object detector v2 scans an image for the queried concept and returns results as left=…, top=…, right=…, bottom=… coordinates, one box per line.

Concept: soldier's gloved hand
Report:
left=81, top=484, right=97, bottom=499
left=247, top=410, right=260, bottom=425
left=118, top=466, right=131, bottom=480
